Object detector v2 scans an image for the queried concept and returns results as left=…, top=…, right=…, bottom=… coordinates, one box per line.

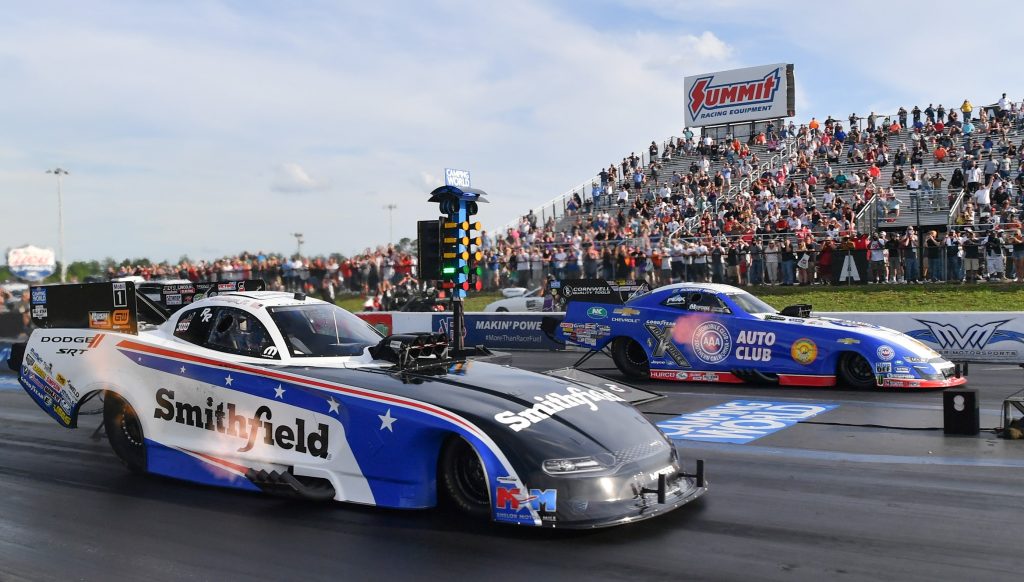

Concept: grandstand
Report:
left=497, top=96, right=1024, bottom=286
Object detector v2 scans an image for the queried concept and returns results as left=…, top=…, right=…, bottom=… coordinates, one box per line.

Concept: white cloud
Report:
left=272, top=163, right=326, bottom=194
left=0, top=1, right=743, bottom=261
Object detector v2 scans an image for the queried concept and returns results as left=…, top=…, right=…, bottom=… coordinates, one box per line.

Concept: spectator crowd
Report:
left=6, top=93, right=1024, bottom=315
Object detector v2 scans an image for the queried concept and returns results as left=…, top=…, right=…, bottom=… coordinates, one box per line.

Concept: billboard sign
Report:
left=684, top=63, right=795, bottom=127
left=7, top=245, right=56, bottom=282
left=444, top=168, right=472, bottom=189
left=820, top=312, right=1024, bottom=364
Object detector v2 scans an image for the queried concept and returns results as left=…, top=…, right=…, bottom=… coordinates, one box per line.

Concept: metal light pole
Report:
left=292, top=232, right=304, bottom=257
left=383, top=204, right=398, bottom=243
left=46, top=168, right=70, bottom=282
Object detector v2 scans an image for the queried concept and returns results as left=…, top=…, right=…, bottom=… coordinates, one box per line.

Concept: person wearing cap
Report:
left=901, top=227, right=920, bottom=283
left=868, top=232, right=887, bottom=284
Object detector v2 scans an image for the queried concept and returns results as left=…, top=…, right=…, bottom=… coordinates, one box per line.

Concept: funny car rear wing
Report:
left=29, top=282, right=140, bottom=334
left=553, top=279, right=648, bottom=305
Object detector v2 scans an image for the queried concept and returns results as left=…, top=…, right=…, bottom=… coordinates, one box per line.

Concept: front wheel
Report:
left=495, top=307, right=509, bottom=313
left=439, top=437, right=490, bottom=519
left=104, top=392, right=147, bottom=473
left=838, top=352, right=876, bottom=389
left=611, top=337, right=650, bottom=379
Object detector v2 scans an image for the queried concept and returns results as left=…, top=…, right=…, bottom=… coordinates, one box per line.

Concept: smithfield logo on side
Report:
left=153, top=388, right=328, bottom=458
left=692, top=321, right=732, bottom=364
left=494, top=386, right=625, bottom=432
left=587, top=307, right=607, bottom=319
left=688, top=67, right=782, bottom=122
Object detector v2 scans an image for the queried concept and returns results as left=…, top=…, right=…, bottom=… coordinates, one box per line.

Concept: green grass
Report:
left=338, top=284, right=1024, bottom=313
left=749, top=283, right=1024, bottom=312
left=336, top=292, right=503, bottom=313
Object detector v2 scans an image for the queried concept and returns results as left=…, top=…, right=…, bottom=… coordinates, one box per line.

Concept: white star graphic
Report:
left=225, top=375, right=234, bottom=386
left=327, top=397, right=340, bottom=414
left=274, top=385, right=285, bottom=399
left=179, top=366, right=186, bottom=374
left=378, top=409, right=397, bottom=432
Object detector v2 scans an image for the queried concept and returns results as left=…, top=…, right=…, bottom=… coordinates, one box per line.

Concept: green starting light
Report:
left=442, top=267, right=456, bottom=275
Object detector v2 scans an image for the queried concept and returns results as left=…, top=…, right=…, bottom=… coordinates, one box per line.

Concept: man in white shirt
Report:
left=974, top=184, right=991, bottom=208
left=693, top=242, right=709, bottom=282
left=616, top=187, right=629, bottom=205
left=823, top=188, right=836, bottom=207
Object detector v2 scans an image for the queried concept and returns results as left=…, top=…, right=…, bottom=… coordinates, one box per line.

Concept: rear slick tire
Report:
left=612, top=337, right=650, bottom=379
left=104, top=392, right=147, bottom=473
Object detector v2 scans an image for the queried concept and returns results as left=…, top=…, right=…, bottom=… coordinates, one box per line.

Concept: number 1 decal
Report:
left=112, top=282, right=128, bottom=307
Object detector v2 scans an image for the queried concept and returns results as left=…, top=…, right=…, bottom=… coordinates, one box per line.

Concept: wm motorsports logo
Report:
left=907, top=319, right=1024, bottom=359
left=692, top=322, right=731, bottom=364
left=154, top=389, right=329, bottom=458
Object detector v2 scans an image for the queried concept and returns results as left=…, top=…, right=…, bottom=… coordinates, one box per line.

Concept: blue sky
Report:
left=1, top=0, right=1017, bottom=263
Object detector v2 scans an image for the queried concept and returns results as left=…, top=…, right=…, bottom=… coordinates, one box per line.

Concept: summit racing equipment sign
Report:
left=657, top=400, right=837, bottom=444
left=684, top=63, right=795, bottom=127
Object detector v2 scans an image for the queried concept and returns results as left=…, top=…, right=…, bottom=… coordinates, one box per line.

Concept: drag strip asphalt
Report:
left=0, top=352, right=1022, bottom=581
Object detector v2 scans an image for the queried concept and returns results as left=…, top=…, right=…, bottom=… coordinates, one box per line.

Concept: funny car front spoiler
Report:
left=544, top=457, right=707, bottom=529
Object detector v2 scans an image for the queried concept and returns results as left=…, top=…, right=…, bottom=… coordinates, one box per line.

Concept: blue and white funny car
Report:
left=555, top=281, right=967, bottom=390
left=8, top=281, right=706, bottom=529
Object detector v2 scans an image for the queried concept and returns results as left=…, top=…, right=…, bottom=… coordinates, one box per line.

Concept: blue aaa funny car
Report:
left=555, top=281, right=966, bottom=389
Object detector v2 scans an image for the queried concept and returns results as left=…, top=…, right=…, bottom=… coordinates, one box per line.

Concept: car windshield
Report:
left=726, top=292, right=777, bottom=315
left=268, top=303, right=382, bottom=357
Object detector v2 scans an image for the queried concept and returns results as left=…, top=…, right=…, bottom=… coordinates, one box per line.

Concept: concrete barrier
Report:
left=357, top=311, right=1024, bottom=363
left=820, top=312, right=1024, bottom=364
